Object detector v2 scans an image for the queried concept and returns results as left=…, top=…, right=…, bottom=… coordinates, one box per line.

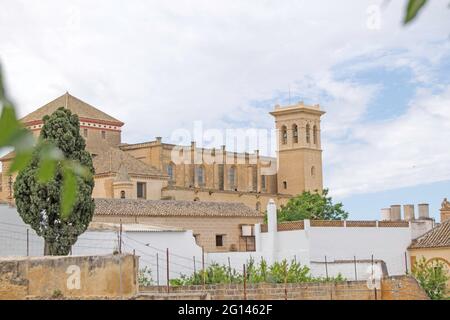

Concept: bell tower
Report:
left=270, top=102, right=325, bottom=195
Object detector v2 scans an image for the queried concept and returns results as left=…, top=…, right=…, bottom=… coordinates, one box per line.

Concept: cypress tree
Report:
left=14, top=107, right=95, bottom=255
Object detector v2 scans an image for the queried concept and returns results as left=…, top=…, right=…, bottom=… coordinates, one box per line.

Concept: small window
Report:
left=261, top=175, right=266, bottom=191
left=292, top=124, right=298, bottom=143
left=311, top=166, right=315, bottom=176
left=167, top=164, right=174, bottom=181
left=101, top=130, right=106, bottom=139
left=281, top=125, right=287, bottom=144
left=283, top=181, right=287, bottom=189
left=83, top=128, right=88, bottom=137
left=120, top=190, right=126, bottom=199
left=137, top=182, right=146, bottom=199
left=228, top=166, right=236, bottom=190
left=216, top=235, right=224, bottom=247
left=306, top=124, right=310, bottom=143
left=313, top=125, right=317, bottom=145
left=196, top=166, right=205, bottom=186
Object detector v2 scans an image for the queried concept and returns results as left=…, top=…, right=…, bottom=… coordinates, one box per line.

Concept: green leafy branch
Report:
left=0, top=64, right=86, bottom=219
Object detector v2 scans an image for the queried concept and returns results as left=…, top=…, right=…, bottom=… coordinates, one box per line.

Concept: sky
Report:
left=1, top=0, right=450, bottom=221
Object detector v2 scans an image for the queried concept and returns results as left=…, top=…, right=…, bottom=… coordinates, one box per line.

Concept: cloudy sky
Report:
left=1, top=0, right=450, bottom=220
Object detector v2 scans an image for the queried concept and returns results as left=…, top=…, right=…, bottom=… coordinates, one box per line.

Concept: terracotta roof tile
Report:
left=94, top=198, right=264, bottom=217
left=21, top=92, right=123, bottom=125
left=409, top=220, right=450, bottom=249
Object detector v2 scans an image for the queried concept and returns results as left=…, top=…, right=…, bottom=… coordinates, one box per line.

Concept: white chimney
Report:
left=381, top=208, right=391, bottom=221
left=403, top=204, right=415, bottom=221
left=418, top=203, right=429, bottom=219
left=390, top=205, right=401, bottom=221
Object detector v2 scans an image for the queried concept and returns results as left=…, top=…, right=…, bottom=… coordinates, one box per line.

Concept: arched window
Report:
left=228, top=166, right=236, bottom=190
left=292, top=124, right=298, bottom=143
left=196, top=166, right=205, bottom=186
left=281, top=125, right=287, bottom=144
left=306, top=124, right=311, bottom=143
left=313, top=125, right=317, bottom=145
left=167, top=163, right=174, bottom=181
left=120, top=190, right=126, bottom=199
left=311, top=166, right=315, bottom=176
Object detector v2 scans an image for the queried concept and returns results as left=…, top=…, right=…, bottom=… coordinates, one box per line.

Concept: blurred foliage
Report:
left=412, top=257, right=449, bottom=300
left=404, top=0, right=428, bottom=24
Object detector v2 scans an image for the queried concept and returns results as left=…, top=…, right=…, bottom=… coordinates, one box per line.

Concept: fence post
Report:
left=243, top=264, right=247, bottom=300
left=156, top=253, right=160, bottom=286
left=202, top=246, right=206, bottom=289
left=228, top=257, right=232, bottom=283
left=354, top=255, right=357, bottom=280
left=404, top=252, right=408, bottom=274
left=166, top=248, right=170, bottom=294
left=193, top=256, right=196, bottom=274
left=26, top=229, right=29, bottom=257
left=324, top=255, right=329, bottom=280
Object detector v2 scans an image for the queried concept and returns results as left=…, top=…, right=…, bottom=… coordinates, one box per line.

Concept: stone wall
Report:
left=141, top=276, right=428, bottom=300
left=0, top=254, right=138, bottom=300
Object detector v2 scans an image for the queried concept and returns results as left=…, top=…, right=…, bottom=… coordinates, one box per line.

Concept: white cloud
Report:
left=1, top=0, right=450, bottom=196
left=326, top=87, right=450, bottom=197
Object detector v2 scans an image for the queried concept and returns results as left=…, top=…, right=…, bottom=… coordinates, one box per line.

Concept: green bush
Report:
left=412, top=258, right=449, bottom=300
left=169, top=258, right=346, bottom=286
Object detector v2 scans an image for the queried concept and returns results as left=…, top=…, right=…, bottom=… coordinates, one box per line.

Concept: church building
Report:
left=0, top=92, right=325, bottom=213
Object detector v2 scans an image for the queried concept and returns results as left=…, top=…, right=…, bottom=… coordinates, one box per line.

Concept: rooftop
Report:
left=94, top=198, right=264, bottom=217
left=20, top=92, right=123, bottom=126
left=88, top=222, right=185, bottom=232
left=93, top=147, right=166, bottom=178
left=409, top=219, right=450, bottom=249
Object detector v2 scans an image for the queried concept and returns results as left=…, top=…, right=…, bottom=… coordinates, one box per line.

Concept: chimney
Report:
left=403, top=204, right=415, bottom=221
left=380, top=208, right=391, bottom=221
left=418, top=203, right=429, bottom=219
left=156, top=136, right=162, bottom=144
left=390, top=205, right=401, bottom=221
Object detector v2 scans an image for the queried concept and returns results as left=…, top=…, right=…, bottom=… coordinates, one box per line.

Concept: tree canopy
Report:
left=276, top=189, right=348, bottom=222
left=14, top=107, right=95, bottom=255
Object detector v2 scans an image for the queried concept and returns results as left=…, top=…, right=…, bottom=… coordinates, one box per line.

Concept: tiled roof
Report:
left=88, top=222, right=185, bottom=232
left=94, top=198, right=264, bottom=217
left=409, top=220, right=450, bottom=249
left=93, top=147, right=166, bottom=178
left=21, top=92, right=123, bottom=125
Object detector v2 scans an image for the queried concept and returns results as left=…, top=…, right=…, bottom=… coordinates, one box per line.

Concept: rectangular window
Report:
left=218, top=164, right=224, bottom=190
left=137, top=182, right=147, bottom=199
left=283, top=181, right=287, bottom=189
left=261, top=175, right=266, bottom=191
left=215, top=234, right=224, bottom=247
left=83, top=128, right=88, bottom=137
left=101, top=130, right=106, bottom=139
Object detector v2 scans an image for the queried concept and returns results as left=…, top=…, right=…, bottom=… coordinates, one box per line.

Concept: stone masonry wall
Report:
left=141, top=276, right=428, bottom=300
left=0, top=254, right=138, bottom=300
